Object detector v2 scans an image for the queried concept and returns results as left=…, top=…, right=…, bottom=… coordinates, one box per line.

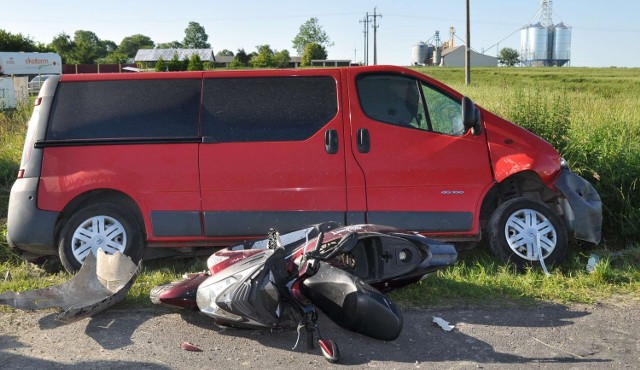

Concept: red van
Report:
left=7, top=66, right=601, bottom=272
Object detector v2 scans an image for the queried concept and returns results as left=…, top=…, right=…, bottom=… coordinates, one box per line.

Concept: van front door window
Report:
left=357, top=74, right=464, bottom=137
left=421, top=83, right=464, bottom=136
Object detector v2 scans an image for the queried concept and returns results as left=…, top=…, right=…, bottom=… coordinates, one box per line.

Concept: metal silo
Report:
left=552, top=22, right=571, bottom=65
left=433, top=46, right=442, bottom=66
left=527, top=23, right=549, bottom=66
left=411, top=42, right=429, bottom=65
left=520, top=26, right=529, bottom=62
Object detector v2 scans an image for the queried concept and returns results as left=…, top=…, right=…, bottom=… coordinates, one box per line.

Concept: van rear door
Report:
left=199, top=70, right=346, bottom=237
left=346, top=69, right=493, bottom=236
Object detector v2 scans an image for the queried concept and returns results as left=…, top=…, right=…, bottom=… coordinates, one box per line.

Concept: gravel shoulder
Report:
left=1, top=301, right=638, bottom=369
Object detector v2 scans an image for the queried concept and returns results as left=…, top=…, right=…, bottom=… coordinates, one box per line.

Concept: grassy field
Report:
left=1, top=67, right=639, bottom=309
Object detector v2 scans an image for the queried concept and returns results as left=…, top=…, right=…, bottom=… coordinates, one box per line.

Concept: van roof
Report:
left=59, top=65, right=416, bottom=82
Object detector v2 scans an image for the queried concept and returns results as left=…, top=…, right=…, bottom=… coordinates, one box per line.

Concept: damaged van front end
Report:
left=482, top=108, right=602, bottom=267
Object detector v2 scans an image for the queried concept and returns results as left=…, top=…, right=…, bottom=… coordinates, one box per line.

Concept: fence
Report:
left=62, top=64, right=138, bottom=74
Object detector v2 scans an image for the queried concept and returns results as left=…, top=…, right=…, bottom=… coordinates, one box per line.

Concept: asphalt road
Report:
left=1, top=301, right=638, bottom=369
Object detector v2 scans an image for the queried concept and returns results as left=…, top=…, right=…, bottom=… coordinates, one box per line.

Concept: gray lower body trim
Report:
left=555, top=169, right=602, bottom=244
left=151, top=211, right=202, bottom=237
left=346, top=211, right=366, bottom=225
left=367, top=211, right=473, bottom=232
left=7, top=177, right=59, bottom=255
left=204, top=211, right=346, bottom=237
left=143, top=209, right=473, bottom=238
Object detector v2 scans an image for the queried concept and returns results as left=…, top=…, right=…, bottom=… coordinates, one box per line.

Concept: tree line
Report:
left=0, top=18, right=333, bottom=69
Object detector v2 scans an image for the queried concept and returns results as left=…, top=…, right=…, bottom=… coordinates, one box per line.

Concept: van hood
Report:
left=481, top=108, right=562, bottom=184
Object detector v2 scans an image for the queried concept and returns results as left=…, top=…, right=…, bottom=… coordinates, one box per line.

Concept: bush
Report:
left=1, top=102, right=31, bottom=263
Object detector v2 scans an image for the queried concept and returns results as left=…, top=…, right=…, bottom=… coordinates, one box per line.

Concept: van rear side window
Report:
left=201, top=76, right=337, bottom=142
left=47, top=79, right=201, bottom=141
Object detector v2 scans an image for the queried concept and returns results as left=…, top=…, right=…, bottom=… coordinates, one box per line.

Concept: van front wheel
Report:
left=487, top=198, right=568, bottom=269
left=58, top=203, right=144, bottom=273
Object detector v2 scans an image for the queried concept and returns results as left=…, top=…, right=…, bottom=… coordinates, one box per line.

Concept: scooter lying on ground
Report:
left=151, top=223, right=458, bottom=363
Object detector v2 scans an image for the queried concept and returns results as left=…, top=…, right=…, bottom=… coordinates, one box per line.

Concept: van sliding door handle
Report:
left=325, top=129, right=339, bottom=154
left=357, top=128, right=370, bottom=153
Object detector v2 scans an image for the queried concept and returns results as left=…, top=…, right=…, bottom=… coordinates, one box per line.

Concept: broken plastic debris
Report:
left=432, top=316, right=455, bottom=331
left=535, top=235, right=551, bottom=277
left=181, top=342, right=203, bottom=352
left=0, top=249, right=141, bottom=323
left=586, top=254, right=600, bottom=273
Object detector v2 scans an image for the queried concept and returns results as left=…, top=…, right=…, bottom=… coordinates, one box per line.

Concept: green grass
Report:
left=1, top=67, right=639, bottom=309
left=390, top=245, right=640, bottom=307
left=2, top=246, right=637, bottom=311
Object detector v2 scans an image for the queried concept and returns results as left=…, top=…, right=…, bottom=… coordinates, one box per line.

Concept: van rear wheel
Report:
left=487, top=198, right=568, bottom=269
left=58, top=203, right=144, bottom=273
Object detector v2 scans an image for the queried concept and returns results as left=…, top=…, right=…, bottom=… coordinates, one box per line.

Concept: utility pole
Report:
left=359, top=13, right=369, bottom=65
left=370, top=7, right=382, bottom=65
left=465, top=0, right=471, bottom=85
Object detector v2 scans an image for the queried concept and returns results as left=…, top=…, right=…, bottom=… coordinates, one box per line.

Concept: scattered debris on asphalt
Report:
left=181, top=342, right=203, bottom=352
left=433, top=317, right=455, bottom=332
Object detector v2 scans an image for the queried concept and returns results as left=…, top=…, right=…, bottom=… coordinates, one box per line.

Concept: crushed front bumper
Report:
left=555, top=169, right=602, bottom=244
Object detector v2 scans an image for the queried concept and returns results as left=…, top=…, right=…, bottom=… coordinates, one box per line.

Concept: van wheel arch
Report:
left=55, top=190, right=146, bottom=273
left=480, top=171, right=559, bottom=224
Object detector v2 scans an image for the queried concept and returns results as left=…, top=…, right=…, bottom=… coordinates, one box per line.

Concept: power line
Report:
left=359, top=13, right=369, bottom=65
left=370, top=7, right=382, bottom=65
left=482, top=27, right=522, bottom=54
left=359, top=8, right=382, bottom=66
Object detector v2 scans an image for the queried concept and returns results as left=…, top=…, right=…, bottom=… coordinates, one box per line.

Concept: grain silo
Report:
left=412, top=31, right=443, bottom=66
left=520, top=0, right=571, bottom=67
left=527, top=23, right=549, bottom=66
left=519, top=27, right=529, bottom=61
left=552, top=22, right=571, bottom=66
left=411, top=42, right=430, bottom=66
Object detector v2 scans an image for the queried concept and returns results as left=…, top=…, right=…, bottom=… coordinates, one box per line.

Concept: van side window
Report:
left=357, top=74, right=464, bottom=136
left=47, top=79, right=201, bottom=140
left=201, top=76, right=337, bottom=142
left=421, top=83, right=465, bottom=136
left=356, top=75, right=427, bottom=129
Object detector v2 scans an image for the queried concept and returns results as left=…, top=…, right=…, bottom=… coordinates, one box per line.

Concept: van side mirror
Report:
left=462, top=96, right=482, bottom=136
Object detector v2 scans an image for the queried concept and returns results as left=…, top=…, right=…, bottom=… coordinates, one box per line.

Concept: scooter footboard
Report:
left=301, top=261, right=403, bottom=341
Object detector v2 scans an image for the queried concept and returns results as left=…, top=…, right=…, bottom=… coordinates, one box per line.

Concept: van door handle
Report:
left=325, top=129, right=339, bottom=154
left=357, top=128, right=370, bottom=153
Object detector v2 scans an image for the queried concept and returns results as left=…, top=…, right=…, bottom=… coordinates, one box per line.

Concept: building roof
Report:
left=441, top=45, right=498, bottom=60
left=134, top=49, right=216, bottom=62
left=441, top=45, right=465, bottom=57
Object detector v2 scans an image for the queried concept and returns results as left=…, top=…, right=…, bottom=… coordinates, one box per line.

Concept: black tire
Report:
left=487, top=198, right=568, bottom=269
left=58, top=203, right=144, bottom=273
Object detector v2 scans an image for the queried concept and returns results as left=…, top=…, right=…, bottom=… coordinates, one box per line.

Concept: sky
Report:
left=2, top=0, right=639, bottom=67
